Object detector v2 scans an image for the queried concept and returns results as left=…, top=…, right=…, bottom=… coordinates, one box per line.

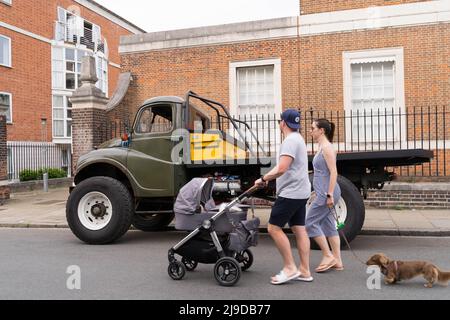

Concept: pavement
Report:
left=0, top=187, right=449, bottom=236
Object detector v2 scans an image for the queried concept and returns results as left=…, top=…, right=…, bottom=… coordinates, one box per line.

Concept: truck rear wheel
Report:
left=307, top=175, right=365, bottom=249
left=132, top=213, right=175, bottom=231
left=66, top=177, right=133, bottom=244
left=335, top=175, right=365, bottom=246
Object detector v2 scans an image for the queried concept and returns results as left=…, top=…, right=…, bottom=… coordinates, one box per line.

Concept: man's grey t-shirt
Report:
left=276, top=132, right=311, bottom=199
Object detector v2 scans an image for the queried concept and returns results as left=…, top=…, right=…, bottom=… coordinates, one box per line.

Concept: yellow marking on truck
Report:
left=190, top=133, right=247, bottom=161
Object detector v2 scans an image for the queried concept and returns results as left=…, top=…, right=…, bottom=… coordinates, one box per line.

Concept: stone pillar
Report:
left=0, top=115, right=10, bottom=203
left=70, top=56, right=109, bottom=174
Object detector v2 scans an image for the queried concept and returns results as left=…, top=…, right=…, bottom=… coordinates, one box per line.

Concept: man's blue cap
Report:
left=280, top=109, right=301, bottom=130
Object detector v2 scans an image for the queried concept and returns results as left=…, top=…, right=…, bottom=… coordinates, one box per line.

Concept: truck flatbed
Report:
left=331, top=149, right=433, bottom=169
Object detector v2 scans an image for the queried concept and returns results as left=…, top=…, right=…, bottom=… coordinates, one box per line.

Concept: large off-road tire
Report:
left=66, top=176, right=134, bottom=245
left=132, top=213, right=174, bottom=232
left=307, top=175, right=365, bottom=249
left=335, top=175, right=366, bottom=246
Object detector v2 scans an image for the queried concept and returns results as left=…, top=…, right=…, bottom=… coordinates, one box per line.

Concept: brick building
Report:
left=0, top=0, right=144, bottom=180
left=118, top=0, right=449, bottom=179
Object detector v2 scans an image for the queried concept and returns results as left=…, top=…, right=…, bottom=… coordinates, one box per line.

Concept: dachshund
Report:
left=366, top=253, right=450, bottom=288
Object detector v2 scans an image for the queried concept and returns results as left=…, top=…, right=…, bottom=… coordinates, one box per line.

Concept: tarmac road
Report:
left=0, top=228, right=449, bottom=300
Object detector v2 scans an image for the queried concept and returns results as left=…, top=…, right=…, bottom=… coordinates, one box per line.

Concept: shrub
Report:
left=47, top=168, right=68, bottom=179
left=19, top=169, right=39, bottom=182
left=19, top=168, right=68, bottom=182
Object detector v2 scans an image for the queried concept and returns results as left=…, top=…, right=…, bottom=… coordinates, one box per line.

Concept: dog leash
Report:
left=329, top=205, right=366, bottom=266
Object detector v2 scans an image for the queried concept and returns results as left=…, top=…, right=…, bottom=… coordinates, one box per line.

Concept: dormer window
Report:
left=55, top=7, right=107, bottom=56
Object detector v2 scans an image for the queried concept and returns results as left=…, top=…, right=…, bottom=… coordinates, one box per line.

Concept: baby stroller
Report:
left=168, top=178, right=260, bottom=286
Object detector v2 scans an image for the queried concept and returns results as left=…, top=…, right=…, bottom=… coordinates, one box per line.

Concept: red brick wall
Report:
left=120, top=38, right=302, bottom=117
left=0, top=27, right=52, bottom=141
left=71, top=107, right=106, bottom=173
left=0, top=115, right=7, bottom=180
left=118, top=23, right=449, bottom=175
left=297, top=24, right=449, bottom=110
left=0, top=0, right=136, bottom=142
left=120, top=23, right=448, bottom=117
left=0, top=115, right=10, bottom=201
left=366, top=188, right=450, bottom=209
left=300, top=0, right=427, bottom=15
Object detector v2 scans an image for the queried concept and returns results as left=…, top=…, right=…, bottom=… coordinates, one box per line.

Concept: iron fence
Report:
left=103, top=105, right=449, bottom=178
left=215, top=105, right=449, bottom=177
left=7, top=142, right=71, bottom=182
left=99, top=118, right=131, bottom=143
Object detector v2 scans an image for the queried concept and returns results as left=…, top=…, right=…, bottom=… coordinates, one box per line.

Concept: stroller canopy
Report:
left=174, top=178, right=215, bottom=215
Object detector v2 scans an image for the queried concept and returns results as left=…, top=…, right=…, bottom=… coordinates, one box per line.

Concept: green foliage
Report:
left=19, top=169, right=39, bottom=182
left=45, top=168, right=68, bottom=179
left=19, top=168, right=68, bottom=182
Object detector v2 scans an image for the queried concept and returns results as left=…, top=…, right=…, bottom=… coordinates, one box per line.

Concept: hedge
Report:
left=19, top=168, right=68, bottom=182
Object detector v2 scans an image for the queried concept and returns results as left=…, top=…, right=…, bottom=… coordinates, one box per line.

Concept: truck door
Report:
left=127, top=103, right=176, bottom=197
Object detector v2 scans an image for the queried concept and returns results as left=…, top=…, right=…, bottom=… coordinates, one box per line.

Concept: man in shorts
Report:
left=254, top=109, right=312, bottom=285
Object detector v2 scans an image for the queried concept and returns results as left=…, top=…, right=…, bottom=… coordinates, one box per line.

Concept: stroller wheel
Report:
left=182, top=258, right=198, bottom=271
left=238, top=249, right=254, bottom=271
left=168, top=261, right=186, bottom=280
left=214, top=257, right=241, bottom=287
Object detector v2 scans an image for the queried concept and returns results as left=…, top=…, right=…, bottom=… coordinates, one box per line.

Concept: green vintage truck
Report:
left=67, top=92, right=268, bottom=244
left=66, top=91, right=432, bottom=245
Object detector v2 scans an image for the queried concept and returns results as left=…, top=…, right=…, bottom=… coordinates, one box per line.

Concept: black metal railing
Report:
left=7, top=142, right=71, bottom=181
left=100, top=118, right=131, bottom=143
left=102, top=105, right=449, bottom=177
left=210, top=105, right=449, bottom=177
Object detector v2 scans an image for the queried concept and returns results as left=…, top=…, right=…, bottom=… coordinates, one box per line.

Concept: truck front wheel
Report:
left=66, top=177, right=134, bottom=244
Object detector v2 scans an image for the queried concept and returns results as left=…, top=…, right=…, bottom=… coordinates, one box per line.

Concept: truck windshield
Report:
left=136, top=104, right=173, bottom=134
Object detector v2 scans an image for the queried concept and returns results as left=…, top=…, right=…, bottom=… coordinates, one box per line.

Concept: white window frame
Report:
left=52, top=46, right=65, bottom=89
left=343, top=47, right=406, bottom=145
left=52, top=92, right=72, bottom=142
left=0, top=92, right=12, bottom=123
left=65, top=47, right=77, bottom=90
left=95, top=55, right=108, bottom=96
left=0, top=35, right=12, bottom=67
left=52, top=45, right=108, bottom=96
left=229, top=58, right=282, bottom=156
left=229, top=58, right=282, bottom=117
left=1, top=0, right=12, bottom=6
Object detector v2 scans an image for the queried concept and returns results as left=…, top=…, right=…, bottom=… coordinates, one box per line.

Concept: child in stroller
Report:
left=168, top=178, right=260, bottom=286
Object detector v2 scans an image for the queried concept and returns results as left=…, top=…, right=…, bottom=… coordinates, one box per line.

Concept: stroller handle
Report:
left=237, top=185, right=259, bottom=201
left=208, top=185, right=260, bottom=222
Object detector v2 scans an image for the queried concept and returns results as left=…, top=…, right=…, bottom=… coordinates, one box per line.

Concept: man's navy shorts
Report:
left=269, top=197, right=308, bottom=228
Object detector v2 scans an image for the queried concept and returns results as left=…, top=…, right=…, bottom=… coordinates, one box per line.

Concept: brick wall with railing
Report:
left=208, top=107, right=449, bottom=178
left=104, top=106, right=449, bottom=179
left=365, top=183, right=450, bottom=209
left=0, top=115, right=10, bottom=202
